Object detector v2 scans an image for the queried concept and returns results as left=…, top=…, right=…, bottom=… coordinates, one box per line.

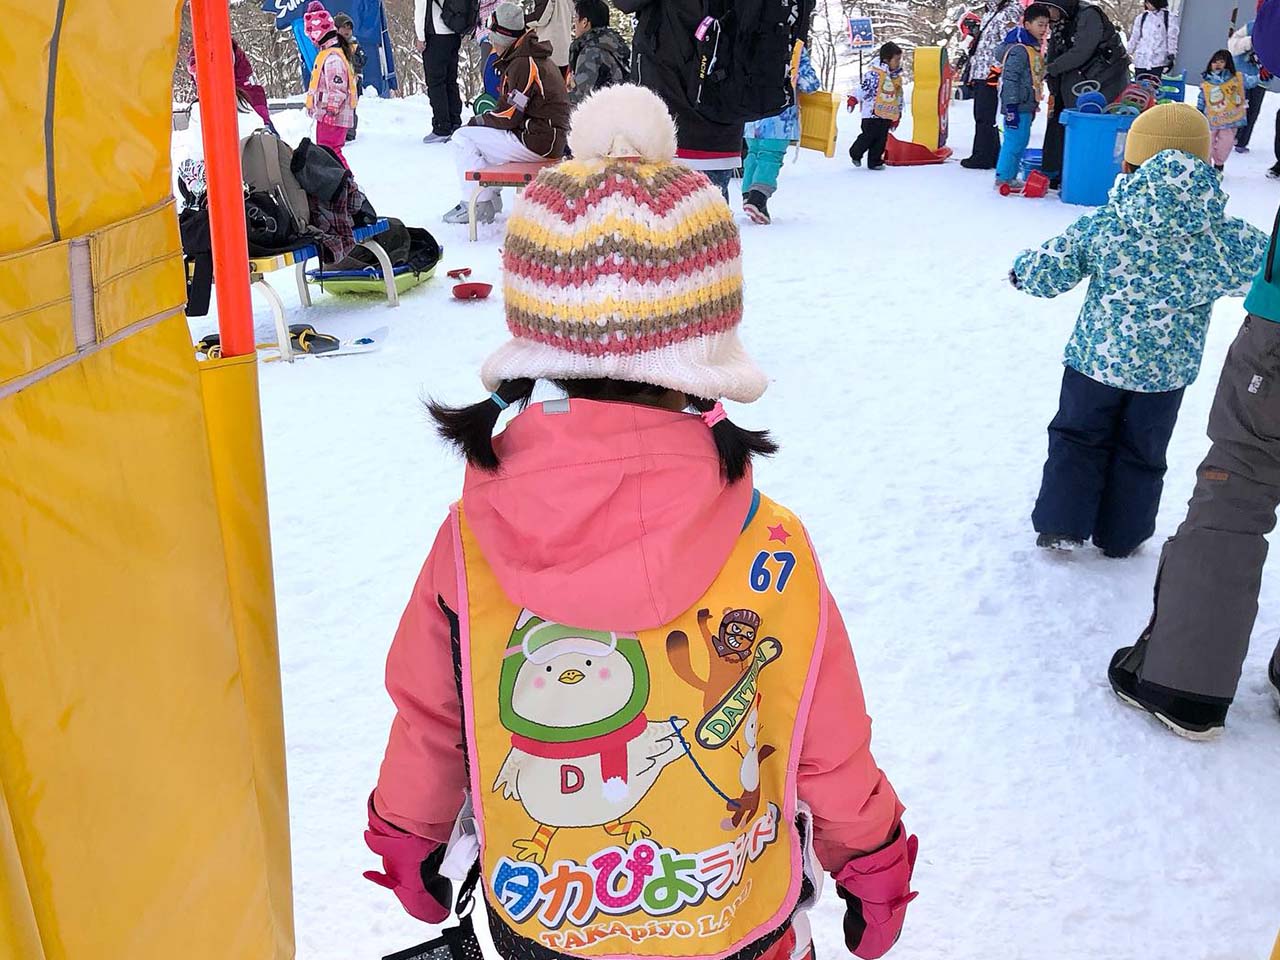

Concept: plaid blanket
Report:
left=308, top=180, right=368, bottom=263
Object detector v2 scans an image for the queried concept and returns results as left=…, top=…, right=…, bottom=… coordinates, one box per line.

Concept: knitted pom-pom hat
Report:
left=481, top=84, right=767, bottom=403
left=303, top=1, right=337, bottom=45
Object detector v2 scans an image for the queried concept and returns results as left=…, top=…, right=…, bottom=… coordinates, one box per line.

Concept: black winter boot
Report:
left=743, top=190, right=771, bottom=224
left=1036, top=532, right=1083, bottom=551
left=1108, top=645, right=1228, bottom=741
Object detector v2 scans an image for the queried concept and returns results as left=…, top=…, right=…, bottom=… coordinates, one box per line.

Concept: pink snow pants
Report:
left=317, top=119, right=350, bottom=169
left=1211, top=128, right=1236, bottom=166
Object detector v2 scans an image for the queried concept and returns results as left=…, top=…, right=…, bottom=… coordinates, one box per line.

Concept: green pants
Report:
left=742, top=138, right=789, bottom=196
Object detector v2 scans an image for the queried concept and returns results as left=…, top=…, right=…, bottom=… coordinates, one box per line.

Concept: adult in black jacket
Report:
left=610, top=0, right=744, bottom=198
left=1041, top=0, right=1130, bottom=185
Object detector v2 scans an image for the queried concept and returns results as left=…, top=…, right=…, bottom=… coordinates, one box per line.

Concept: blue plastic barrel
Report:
left=1060, top=110, right=1138, bottom=206
left=1019, top=147, right=1043, bottom=180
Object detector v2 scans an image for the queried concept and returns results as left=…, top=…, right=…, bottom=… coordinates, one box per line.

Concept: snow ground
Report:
left=179, top=92, right=1280, bottom=960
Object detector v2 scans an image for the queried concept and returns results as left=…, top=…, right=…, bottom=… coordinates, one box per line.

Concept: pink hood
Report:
left=461, top=399, right=753, bottom=631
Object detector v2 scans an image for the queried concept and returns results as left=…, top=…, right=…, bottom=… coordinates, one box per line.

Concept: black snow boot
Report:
left=1269, top=658, right=1280, bottom=714
left=1108, top=645, right=1228, bottom=741
left=743, top=190, right=771, bottom=224
left=1036, top=532, right=1083, bottom=551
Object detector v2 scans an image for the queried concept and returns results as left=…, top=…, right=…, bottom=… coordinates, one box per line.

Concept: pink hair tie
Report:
left=701, top=402, right=728, bottom=429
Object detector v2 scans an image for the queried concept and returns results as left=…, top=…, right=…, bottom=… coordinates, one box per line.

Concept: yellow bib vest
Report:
left=454, top=492, right=825, bottom=957
left=1204, top=74, right=1247, bottom=128
left=871, top=66, right=903, bottom=122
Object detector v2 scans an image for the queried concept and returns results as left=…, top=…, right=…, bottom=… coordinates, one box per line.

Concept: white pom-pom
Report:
left=601, top=776, right=629, bottom=803
left=568, top=84, right=678, bottom=162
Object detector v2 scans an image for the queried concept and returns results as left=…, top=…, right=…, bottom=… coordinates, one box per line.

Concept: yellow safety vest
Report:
left=1000, top=44, right=1045, bottom=103
left=455, top=493, right=824, bottom=957
left=1204, top=73, right=1247, bottom=128
left=871, top=65, right=903, bottom=122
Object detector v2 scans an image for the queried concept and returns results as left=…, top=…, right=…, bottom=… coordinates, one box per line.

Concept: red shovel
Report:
left=452, top=281, right=493, bottom=300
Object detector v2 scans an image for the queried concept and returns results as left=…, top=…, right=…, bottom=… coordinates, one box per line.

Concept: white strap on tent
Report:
left=68, top=237, right=95, bottom=349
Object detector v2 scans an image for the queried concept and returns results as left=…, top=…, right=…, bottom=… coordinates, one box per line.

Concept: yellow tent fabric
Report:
left=0, top=2, right=294, bottom=958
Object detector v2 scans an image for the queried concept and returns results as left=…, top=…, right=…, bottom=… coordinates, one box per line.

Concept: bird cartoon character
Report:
left=725, top=696, right=775, bottom=830
left=493, top=612, right=688, bottom=864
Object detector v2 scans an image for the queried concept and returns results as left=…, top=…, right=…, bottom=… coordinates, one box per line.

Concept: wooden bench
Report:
left=249, top=218, right=397, bottom=362
left=463, top=161, right=558, bottom=242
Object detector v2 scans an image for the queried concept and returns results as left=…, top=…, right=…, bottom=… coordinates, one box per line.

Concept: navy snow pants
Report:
left=1033, top=365, right=1186, bottom=556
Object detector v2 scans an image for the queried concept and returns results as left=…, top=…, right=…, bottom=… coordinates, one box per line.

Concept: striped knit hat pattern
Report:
left=481, top=84, right=767, bottom=403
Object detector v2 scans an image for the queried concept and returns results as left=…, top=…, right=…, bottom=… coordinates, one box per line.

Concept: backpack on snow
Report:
left=689, top=0, right=815, bottom=124
left=240, top=129, right=310, bottom=234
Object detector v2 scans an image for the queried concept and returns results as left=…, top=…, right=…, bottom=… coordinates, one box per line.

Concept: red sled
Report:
left=884, top=133, right=952, bottom=166
left=1000, top=170, right=1050, bottom=197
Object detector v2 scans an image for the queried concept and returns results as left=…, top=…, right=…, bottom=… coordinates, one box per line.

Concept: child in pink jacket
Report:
left=364, top=86, right=917, bottom=960
left=302, top=2, right=357, bottom=168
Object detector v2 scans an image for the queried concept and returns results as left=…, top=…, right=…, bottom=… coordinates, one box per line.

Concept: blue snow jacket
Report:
left=745, top=48, right=821, bottom=141
left=997, top=27, right=1043, bottom=111
left=1012, top=150, right=1268, bottom=393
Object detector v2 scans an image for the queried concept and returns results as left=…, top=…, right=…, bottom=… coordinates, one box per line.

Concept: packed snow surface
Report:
left=178, top=92, right=1280, bottom=960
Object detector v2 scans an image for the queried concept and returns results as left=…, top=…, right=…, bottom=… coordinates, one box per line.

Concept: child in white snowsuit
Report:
left=848, top=43, right=904, bottom=171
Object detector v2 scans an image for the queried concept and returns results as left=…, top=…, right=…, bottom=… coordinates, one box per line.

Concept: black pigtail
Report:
left=689, top=398, right=779, bottom=484
left=427, top=378, right=536, bottom=471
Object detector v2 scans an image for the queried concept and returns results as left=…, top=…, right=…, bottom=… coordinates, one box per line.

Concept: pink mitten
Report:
left=834, top=825, right=919, bottom=959
left=363, top=797, right=451, bottom=923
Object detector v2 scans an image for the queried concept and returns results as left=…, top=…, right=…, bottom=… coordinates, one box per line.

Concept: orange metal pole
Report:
left=190, top=0, right=255, bottom=357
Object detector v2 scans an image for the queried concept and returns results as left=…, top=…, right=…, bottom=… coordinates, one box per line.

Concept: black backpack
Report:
left=244, top=190, right=305, bottom=256
left=689, top=0, right=814, bottom=124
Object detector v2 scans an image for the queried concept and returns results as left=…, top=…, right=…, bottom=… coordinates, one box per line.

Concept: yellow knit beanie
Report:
left=1124, top=102, right=1212, bottom=167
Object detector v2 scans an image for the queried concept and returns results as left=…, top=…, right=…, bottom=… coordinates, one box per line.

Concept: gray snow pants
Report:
left=1126, top=315, right=1280, bottom=703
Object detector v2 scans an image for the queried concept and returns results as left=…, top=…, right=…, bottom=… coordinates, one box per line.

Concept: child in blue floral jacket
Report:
left=741, top=46, right=821, bottom=224
left=1009, top=103, right=1266, bottom=558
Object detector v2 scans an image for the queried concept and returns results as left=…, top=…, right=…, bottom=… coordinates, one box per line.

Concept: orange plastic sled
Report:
left=884, top=133, right=953, bottom=166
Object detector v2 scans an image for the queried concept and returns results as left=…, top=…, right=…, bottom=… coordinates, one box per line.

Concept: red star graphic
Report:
left=767, top=523, right=791, bottom=544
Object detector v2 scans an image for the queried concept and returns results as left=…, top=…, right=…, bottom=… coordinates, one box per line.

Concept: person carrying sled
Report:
left=441, top=2, right=570, bottom=227
left=567, top=0, right=630, bottom=105
left=849, top=42, right=904, bottom=171
left=1010, top=103, right=1266, bottom=560
left=303, top=2, right=359, bottom=169
left=994, top=3, right=1052, bottom=193
left=741, top=45, right=821, bottom=224
left=365, top=85, right=918, bottom=960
